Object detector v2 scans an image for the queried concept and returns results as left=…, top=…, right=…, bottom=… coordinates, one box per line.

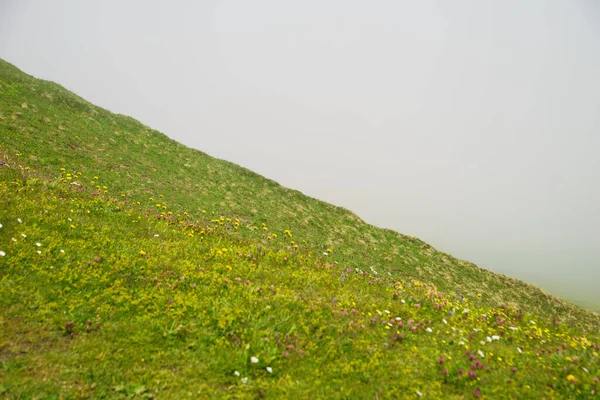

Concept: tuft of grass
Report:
left=1, top=58, right=599, bottom=398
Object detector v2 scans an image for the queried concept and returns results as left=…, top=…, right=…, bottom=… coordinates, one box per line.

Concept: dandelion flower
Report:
left=251, top=356, right=259, bottom=364
left=139, top=250, right=147, bottom=256
left=0, top=251, right=5, bottom=257
left=567, top=374, right=576, bottom=383
left=266, top=367, right=273, bottom=373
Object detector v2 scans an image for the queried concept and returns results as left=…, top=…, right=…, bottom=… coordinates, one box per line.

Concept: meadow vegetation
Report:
left=1, top=59, right=599, bottom=398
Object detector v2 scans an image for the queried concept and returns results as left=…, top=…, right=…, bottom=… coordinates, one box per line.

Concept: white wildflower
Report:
left=323, top=252, right=328, bottom=256
left=442, top=318, right=447, bottom=324
left=395, top=317, right=402, bottom=321
left=384, top=310, right=390, bottom=314
left=18, top=218, right=22, bottom=223
left=530, top=320, right=536, bottom=325
left=509, top=326, right=518, bottom=331
left=491, top=335, right=500, bottom=341
left=241, top=377, right=248, bottom=384
left=486, top=336, right=492, bottom=343
left=60, top=249, right=65, bottom=253
left=0, top=223, right=2, bottom=228
left=0, top=251, right=5, bottom=257
left=11, top=238, right=17, bottom=242
left=36, top=242, right=41, bottom=247
left=154, top=234, right=159, bottom=237
left=401, top=299, right=406, bottom=304
left=234, top=371, right=240, bottom=377
left=250, top=356, right=259, bottom=364
left=266, top=367, right=273, bottom=373
left=478, top=350, right=485, bottom=358
left=416, top=390, right=423, bottom=397
left=517, top=347, right=522, bottom=353
left=370, top=266, right=378, bottom=275
left=21, top=233, right=26, bottom=238
left=36, top=250, right=41, bottom=254
left=426, top=327, right=433, bottom=333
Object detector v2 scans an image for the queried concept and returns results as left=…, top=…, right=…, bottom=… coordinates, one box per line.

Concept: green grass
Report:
left=1, top=58, right=599, bottom=398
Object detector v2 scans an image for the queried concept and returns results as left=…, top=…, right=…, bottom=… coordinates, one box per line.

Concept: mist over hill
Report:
left=1, top=59, right=599, bottom=398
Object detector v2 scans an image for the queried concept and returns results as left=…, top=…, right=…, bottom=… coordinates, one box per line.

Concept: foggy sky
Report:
left=1, top=0, right=599, bottom=309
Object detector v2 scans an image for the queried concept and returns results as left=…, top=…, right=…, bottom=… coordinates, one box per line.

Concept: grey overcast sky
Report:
left=1, top=0, right=599, bottom=309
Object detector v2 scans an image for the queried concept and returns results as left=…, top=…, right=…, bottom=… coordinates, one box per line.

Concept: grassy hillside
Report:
left=1, top=59, right=599, bottom=398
